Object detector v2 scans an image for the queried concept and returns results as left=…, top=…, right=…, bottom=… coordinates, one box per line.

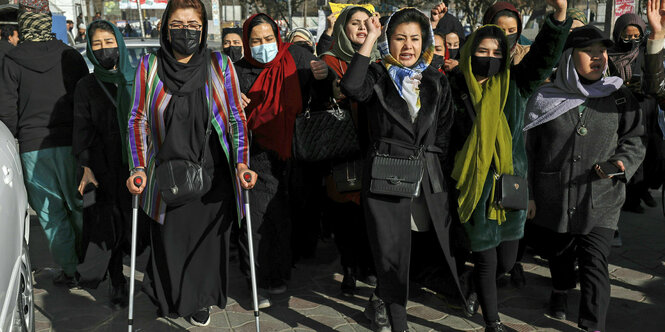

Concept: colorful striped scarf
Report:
left=378, top=8, right=435, bottom=123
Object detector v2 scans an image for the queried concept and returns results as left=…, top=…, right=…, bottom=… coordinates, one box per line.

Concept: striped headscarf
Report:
left=378, top=8, right=435, bottom=123
left=18, top=10, right=53, bottom=42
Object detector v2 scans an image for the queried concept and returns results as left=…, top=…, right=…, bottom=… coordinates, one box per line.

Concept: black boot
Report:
left=485, top=321, right=507, bottom=332
left=547, top=291, right=567, bottom=320
left=341, top=266, right=357, bottom=297
left=109, top=281, right=128, bottom=308
left=509, top=262, right=526, bottom=289
left=463, top=292, right=479, bottom=317
left=364, top=293, right=391, bottom=332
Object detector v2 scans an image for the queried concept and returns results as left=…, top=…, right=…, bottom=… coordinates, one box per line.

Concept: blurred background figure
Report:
left=222, top=27, right=243, bottom=62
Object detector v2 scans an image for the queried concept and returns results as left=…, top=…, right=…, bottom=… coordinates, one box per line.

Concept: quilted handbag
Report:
left=292, top=98, right=360, bottom=162
left=369, top=155, right=424, bottom=198
left=493, top=174, right=528, bottom=210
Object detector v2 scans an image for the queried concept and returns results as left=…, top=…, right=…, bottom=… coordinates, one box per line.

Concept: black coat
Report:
left=340, top=53, right=463, bottom=305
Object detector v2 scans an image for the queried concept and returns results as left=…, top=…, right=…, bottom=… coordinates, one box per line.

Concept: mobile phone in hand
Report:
left=596, top=161, right=625, bottom=177
left=82, top=182, right=96, bottom=208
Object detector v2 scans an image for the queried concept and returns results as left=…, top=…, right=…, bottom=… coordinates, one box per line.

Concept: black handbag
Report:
left=292, top=98, right=360, bottom=162
left=493, top=173, right=528, bottom=210
left=332, top=159, right=363, bottom=193
left=155, top=63, right=213, bottom=207
left=369, top=140, right=425, bottom=198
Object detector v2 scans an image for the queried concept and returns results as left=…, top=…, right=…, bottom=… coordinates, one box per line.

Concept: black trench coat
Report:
left=340, top=53, right=464, bottom=306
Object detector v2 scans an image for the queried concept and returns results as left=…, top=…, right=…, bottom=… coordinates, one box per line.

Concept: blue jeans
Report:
left=21, top=146, right=82, bottom=276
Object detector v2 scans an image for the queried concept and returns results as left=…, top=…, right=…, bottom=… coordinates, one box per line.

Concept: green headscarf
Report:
left=322, top=6, right=380, bottom=62
left=451, top=25, right=513, bottom=225
left=85, top=20, right=136, bottom=163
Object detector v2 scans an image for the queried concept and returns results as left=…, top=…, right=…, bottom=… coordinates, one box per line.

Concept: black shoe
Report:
left=485, top=321, right=507, bottom=332
left=189, top=307, right=211, bottom=327
left=53, top=271, right=78, bottom=288
left=612, top=231, right=623, bottom=248
left=341, top=267, right=357, bottom=297
left=361, top=274, right=378, bottom=287
left=642, top=191, right=657, bottom=208
left=463, top=292, right=479, bottom=318
left=547, top=291, right=567, bottom=320
left=364, top=293, right=391, bottom=332
left=510, top=262, right=526, bottom=289
left=109, top=282, right=129, bottom=308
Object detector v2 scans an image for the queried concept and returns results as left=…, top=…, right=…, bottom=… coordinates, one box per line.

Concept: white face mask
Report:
left=250, top=42, right=278, bottom=63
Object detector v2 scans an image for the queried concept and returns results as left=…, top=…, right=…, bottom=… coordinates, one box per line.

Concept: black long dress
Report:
left=72, top=74, right=149, bottom=289
left=143, top=129, right=235, bottom=317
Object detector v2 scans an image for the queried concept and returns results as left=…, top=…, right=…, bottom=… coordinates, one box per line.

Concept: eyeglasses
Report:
left=169, top=22, right=203, bottom=31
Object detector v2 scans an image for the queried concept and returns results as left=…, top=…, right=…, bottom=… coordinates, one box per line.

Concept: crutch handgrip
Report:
left=133, top=176, right=143, bottom=188
left=242, top=172, right=252, bottom=183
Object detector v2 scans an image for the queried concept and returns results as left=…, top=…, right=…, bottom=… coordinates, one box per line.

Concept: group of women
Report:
left=70, top=0, right=665, bottom=331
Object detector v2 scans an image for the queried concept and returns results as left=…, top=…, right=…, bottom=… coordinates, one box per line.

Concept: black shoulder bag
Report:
left=369, top=138, right=425, bottom=198
left=155, top=60, right=214, bottom=207
left=460, top=93, right=527, bottom=211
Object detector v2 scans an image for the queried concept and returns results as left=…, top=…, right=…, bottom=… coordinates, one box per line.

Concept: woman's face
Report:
left=223, top=32, right=242, bottom=48
left=249, top=23, right=276, bottom=47
left=90, top=29, right=117, bottom=51
left=167, top=8, right=203, bottom=43
left=345, top=11, right=370, bottom=45
left=474, top=37, right=503, bottom=58
left=389, top=22, right=422, bottom=67
left=573, top=42, right=607, bottom=81
left=495, top=15, right=519, bottom=35
left=621, top=25, right=642, bottom=41
left=445, top=33, right=459, bottom=49
left=434, top=34, right=445, bottom=57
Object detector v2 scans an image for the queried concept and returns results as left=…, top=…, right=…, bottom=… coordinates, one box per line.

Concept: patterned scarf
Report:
left=18, top=10, right=53, bottom=42
left=378, top=8, right=435, bottom=123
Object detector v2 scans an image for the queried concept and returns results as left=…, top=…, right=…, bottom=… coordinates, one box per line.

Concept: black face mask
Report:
left=92, top=47, right=119, bottom=70
left=169, top=28, right=201, bottom=55
left=223, top=45, right=243, bottom=62
left=448, top=48, right=459, bottom=59
left=294, top=41, right=314, bottom=54
left=506, top=33, right=519, bottom=50
left=618, top=38, right=640, bottom=52
left=471, top=55, right=502, bottom=78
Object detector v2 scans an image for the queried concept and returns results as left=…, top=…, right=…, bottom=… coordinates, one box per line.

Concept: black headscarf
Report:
left=434, top=13, right=466, bottom=46
left=156, top=0, right=212, bottom=164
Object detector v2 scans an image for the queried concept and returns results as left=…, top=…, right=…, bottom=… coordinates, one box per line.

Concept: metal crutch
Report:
left=128, top=176, right=143, bottom=332
left=242, top=172, right=261, bottom=332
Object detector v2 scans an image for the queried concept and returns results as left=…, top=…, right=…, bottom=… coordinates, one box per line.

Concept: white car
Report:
left=0, top=122, right=34, bottom=332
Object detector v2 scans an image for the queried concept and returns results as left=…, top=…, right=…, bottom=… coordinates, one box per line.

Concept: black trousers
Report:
left=472, top=240, right=520, bottom=324
left=325, top=200, right=374, bottom=273
left=541, top=226, right=614, bottom=331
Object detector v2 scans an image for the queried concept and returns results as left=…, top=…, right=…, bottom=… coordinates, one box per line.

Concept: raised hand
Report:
left=546, top=0, right=567, bottom=21
left=647, top=0, right=665, bottom=39
left=310, top=60, right=329, bottom=80
left=365, top=15, right=382, bottom=40
left=430, top=3, right=448, bottom=28
left=325, top=11, right=338, bottom=36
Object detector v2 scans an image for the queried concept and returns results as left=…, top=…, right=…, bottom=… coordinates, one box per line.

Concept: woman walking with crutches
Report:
left=125, top=0, right=256, bottom=327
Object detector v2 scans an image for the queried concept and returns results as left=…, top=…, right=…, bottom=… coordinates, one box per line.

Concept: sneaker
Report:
left=189, top=307, right=211, bottom=327
left=547, top=291, right=567, bottom=320
left=510, top=262, right=526, bottom=289
left=642, top=191, right=657, bottom=207
left=255, top=288, right=272, bottom=309
left=53, top=271, right=78, bottom=288
left=364, top=293, right=391, bottom=332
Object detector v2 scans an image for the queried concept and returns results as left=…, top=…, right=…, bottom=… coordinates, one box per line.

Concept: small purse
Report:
left=292, top=98, right=360, bottom=162
left=369, top=153, right=424, bottom=198
left=493, top=173, right=528, bottom=210
left=155, top=59, right=214, bottom=207
left=332, top=159, right=363, bottom=193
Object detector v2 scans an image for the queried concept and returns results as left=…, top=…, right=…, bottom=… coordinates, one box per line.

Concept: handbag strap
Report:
left=94, top=77, right=118, bottom=108
left=198, top=53, right=215, bottom=165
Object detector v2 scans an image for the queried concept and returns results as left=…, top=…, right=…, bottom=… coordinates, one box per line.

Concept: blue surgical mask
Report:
left=251, top=42, right=278, bottom=63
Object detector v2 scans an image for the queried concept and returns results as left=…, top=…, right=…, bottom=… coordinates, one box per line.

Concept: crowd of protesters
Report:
left=2, top=0, right=665, bottom=331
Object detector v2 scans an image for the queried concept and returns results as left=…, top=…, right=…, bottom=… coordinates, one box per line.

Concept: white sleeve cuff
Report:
left=647, top=38, right=665, bottom=54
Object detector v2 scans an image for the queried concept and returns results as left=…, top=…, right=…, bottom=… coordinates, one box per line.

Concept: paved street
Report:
left=29, top=190, right=665, bottom=332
